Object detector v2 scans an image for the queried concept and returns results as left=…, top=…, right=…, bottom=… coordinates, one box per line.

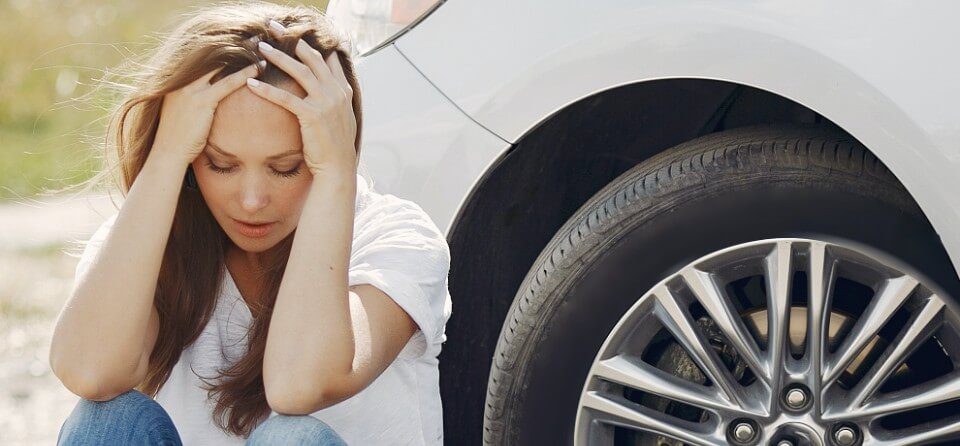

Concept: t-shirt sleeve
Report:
left=347, top=195, right=452, bottom=358
left=73, top=213, right=118, bottom=286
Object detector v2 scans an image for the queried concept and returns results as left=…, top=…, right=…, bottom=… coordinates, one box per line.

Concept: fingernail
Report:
left=247, top=78, right=260, bottom=88
left=268, top=20, right=285, bottom=34
left=258, top=41, right=273, bottom=52
left=258, top=60, right=267, bottom=70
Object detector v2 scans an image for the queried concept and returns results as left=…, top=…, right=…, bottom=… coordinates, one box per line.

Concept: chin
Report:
left=228, top=236, right=273, bottom=253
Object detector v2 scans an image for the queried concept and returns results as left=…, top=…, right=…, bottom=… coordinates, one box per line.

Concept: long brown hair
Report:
left=83, top=1, right=363, bottom=438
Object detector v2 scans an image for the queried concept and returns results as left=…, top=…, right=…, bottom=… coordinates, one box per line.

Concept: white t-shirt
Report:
left=72, top=173, right=453, bottom=445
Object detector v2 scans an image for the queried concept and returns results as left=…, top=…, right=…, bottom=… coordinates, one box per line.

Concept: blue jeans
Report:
left=57, top=389, right=347, bottom=445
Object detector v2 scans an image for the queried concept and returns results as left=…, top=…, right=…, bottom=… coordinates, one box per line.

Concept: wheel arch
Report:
left=439, top=77, right=959, bottom=444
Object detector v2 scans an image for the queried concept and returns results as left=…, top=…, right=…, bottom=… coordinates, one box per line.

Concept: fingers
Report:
left=294, top=38, right=334, bottom=87
left=207, top=62, right=265, bottom=98
left=245, top=78, right=311, bottom=116
left=257, top=40, right=323, bottom=97
left=193, top=66, right=227, bottom=89
left=324, top=51, right=354, bottom=99
left=263, top=19, right=348, bottom=100
left=267, top=19, right=286, bottom=39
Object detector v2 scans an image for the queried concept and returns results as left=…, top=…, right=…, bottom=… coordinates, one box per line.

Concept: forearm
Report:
left=264, top=171, right=357, bottom=402
left=50, top=150, right=187, bottom=388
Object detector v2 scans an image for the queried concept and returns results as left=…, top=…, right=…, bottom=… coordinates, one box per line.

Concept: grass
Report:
left=0, top=299, right=51, bottom=322
left=1, top=0, right=199, bottom=200
left=0, top=0, right=329, bottom=201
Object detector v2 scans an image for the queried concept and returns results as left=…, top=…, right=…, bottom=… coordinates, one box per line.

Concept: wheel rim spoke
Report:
left=824, top=274, right=919, bottom=387
left=806, top=242, right=835, bottom=405
left=652, top=284, right=748, bottom=409
left=592, top=354, right=747, bottom=416
left=852, top=369, right=960, bottom=419
left=763, top=241, right=793, bottom=400
left=680, top=266, right=768, bottom=384
left=844, top=293, right=945, bottom=411
left=870, top=415, right=960, bottom=445
left=579, top=391, right=724, bottom=446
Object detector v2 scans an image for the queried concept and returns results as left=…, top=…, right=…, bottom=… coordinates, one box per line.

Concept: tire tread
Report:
left=482, top=124, right=910, bottom=444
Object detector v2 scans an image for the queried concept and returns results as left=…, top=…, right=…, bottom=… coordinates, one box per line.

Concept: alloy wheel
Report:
left=575, top=239, right=960, bottom=446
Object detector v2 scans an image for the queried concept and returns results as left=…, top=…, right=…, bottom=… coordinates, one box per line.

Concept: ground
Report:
left=0, top=193, right=116, bottom=445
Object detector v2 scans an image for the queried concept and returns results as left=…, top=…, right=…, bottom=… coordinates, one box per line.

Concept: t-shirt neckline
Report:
left=223, top=266, right=254, bottom=320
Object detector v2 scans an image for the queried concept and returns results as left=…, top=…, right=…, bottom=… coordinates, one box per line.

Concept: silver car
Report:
left=329, top=1, right=960, bottom=445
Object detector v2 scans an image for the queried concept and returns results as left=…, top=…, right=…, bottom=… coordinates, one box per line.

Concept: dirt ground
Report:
left=0, top=193, right=118, bottom=445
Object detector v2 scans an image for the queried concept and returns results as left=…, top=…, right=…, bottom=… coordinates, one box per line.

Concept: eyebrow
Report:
left=205, top=141, right=301, bottom=160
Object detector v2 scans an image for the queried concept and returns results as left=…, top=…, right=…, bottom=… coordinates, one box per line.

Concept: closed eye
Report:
left=273, top=164, right=302, bottom=178
left=205, top=161, right=234, bottom=174
left=204, top=161, right=302, bottom=179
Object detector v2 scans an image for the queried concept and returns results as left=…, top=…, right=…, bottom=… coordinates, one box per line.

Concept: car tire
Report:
left=482, top=123, right=960, bottom=445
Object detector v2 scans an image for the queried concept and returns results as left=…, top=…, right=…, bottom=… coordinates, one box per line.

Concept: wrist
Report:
left=308, top=167, right=357, bottom=194
left=306, top=161, right=357, bottom=179
left=145, top=148, right=190, bottom=177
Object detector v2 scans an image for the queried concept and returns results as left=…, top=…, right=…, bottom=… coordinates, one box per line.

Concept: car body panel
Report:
left=354, top=45, right=510, bottom=233
left=356, top=0, right=960, bottom=276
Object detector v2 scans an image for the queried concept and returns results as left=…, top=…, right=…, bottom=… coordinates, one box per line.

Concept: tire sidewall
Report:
left=492, top=128, right=959, bottom=445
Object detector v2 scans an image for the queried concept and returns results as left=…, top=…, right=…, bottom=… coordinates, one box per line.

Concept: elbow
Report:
left=264, top=383, right=326, bottom=415
left=264, top=376, right=356, bottom=415
left=49, top=348, right=95, bottom=399
left=53, top=367, right=132, bottom=402
left=50, top=349, right=143, bottom=402
left=74, top=384, right=129, bottom=403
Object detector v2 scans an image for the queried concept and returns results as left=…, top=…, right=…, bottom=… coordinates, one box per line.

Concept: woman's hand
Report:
left=244, top=20, right=358, bottom=176
left=152, top=61, right=264, bottom=169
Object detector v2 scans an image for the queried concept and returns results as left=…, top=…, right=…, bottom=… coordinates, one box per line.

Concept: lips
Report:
left=233, top=218, right=276, bottom=238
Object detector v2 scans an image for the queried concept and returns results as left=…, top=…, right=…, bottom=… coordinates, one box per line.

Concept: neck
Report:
left=226, top=242, right=266, bottom=273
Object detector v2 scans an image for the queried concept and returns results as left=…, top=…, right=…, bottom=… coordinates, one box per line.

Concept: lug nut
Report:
left=785, top=388, right=807, bottom=409
left=733, top=422, right=755, bottom=442
left=781, top=384, right=813, bottom=412
left=777, top=440, right=794, bottom=446
left=834, top=426, right=857, bottom=445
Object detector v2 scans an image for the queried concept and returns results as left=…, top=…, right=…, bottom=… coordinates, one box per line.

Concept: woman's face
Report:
left=191, top=81, right=312, bottom=254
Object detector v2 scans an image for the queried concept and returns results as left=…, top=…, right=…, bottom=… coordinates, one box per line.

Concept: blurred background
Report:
left=0, top=1, right=328, bottom=444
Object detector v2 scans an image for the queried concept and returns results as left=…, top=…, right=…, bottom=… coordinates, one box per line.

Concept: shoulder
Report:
left=78, top=212, right=119, bottom=252
left=72, top=212, right=119, bottom=283
left=93, top=212, right=119, bottom=236
left=356, top=183, right=446, bottom=244
left=352, top=182, right=450, bottom=268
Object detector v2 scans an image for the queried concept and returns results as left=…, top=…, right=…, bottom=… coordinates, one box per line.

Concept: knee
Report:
left=58, top=389, right=180, bottom=446
left=70, top=389, right=160, bottom=420
left=246, top=414, right=345, bottom=446
left=87, top=388, right=154, bottom=407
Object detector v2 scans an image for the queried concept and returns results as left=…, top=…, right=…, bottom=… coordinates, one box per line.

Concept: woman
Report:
left=49, top=2, right=452, bottom=445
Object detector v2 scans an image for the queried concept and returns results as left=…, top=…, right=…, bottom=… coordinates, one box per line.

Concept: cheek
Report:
left=282, top=177, right=314, bottom=216
left=192, top=169, right=244, bottom=225
left=193, top=166, right=229, bottom=204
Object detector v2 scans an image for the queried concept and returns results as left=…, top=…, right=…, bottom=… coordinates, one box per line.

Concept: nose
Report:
left=239, top=173, right=270, bottom=214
